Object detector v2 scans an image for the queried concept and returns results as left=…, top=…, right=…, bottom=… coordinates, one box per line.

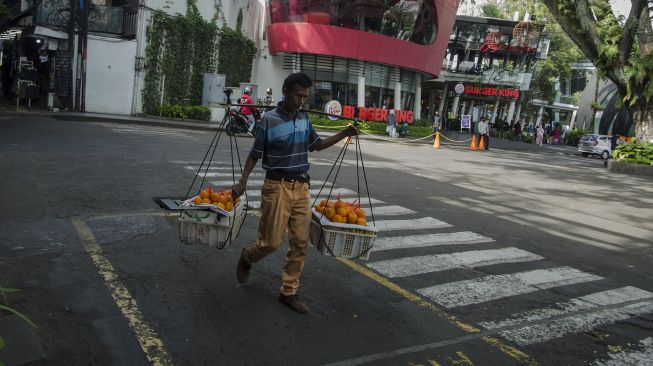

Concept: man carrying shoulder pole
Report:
left=232, top=72, right=358, bottom=313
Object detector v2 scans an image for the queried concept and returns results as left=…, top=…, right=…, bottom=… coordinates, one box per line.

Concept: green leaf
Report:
left=0, top=305, right=37, bottom=328
left=0, top=288, right=21, bottom=294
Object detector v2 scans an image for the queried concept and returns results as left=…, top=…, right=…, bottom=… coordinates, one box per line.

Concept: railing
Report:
left=121, top=6, right=138, bottom=38
left=34, top=0, right=124, bottom=34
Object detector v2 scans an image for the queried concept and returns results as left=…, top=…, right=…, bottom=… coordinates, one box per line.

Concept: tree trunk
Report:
left=634, top=102, right=653, bottom=144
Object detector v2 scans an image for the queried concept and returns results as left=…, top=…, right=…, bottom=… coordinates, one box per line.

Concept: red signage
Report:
left=479, top=32, right=537, bottom=54
left=341, top=106, right=414, bottom=123
left=463, top=85, right=521, bottom=99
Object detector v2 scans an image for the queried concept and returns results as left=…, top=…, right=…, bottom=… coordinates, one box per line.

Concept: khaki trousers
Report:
left=243, top=178, right=311, bottom=295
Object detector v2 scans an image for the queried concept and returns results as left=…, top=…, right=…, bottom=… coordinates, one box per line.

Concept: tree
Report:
left=481, top=1, right=505, bottom=18
left=541, top=0, right=653, bottom=143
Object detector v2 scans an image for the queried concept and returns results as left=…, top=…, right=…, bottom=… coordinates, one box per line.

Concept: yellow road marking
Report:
left=72, top=219, right=174, bottom=366
left=337, top=258, right=539, bottom=366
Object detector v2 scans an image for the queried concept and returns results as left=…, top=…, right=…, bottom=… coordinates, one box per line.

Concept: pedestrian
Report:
left=478, top=118, right=490, bottom=150
left=239, top=86, right=259, bottom=136
left=432, top=111, right=441, bottom=139
left=553, top=125, right=560, bottom=144
left=536, top=125, right=545, bottom=146
left=232, top=72, right=358, bottom=314
left=386, top=109, right=397, bottom=137
left=513, top=120, right=522, bottom=142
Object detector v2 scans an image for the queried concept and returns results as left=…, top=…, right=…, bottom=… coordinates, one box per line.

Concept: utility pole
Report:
left=67, top=0, right=76, bottom=111
left=80, top=0, right=88, bottom=112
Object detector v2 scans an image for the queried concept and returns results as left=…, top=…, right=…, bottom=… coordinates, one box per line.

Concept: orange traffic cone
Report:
left=433, top=132, right=441, bottom=149
left=470, top=135, right=477, bottom=151
left=478, top=135, right=486, bottom=151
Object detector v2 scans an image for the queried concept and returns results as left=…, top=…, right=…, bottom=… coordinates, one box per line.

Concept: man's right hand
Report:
left=232, top=180, right=246, bottom=198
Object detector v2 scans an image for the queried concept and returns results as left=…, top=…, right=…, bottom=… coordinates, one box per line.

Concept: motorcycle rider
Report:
left=264, top=88, right=275, bottom=106
left=240, top=86, right=258, bottom=135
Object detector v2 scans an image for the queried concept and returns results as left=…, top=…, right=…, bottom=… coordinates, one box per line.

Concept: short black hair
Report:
left=282, top=72, right=312, bottom=93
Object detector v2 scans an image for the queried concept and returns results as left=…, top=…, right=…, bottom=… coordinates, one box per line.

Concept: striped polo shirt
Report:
left=249, top=102, right=322, bottom=173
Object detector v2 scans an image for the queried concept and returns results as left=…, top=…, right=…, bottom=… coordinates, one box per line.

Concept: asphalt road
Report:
left=1, top=116, right=652, bottom=366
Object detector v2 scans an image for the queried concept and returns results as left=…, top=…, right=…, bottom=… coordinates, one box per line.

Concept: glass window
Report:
left=268, top=0, right=438, bottom=45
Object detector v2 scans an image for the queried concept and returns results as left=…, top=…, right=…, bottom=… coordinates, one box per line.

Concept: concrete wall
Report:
left=144, top=0, right=240, bottom=28
left=85, top=36, right=137, bottom=115
left=251, top=42, right=290, bottom=103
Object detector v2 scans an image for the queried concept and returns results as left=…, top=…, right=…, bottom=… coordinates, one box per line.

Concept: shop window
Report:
left=268, top=0, right=438, bottom=45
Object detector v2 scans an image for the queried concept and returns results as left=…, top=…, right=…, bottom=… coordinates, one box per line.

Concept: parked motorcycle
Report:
left=225, top=108, right=260, bottom=137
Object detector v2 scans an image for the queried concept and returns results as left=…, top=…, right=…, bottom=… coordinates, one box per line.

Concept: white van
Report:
left=578, top=134, right=612, bottom=159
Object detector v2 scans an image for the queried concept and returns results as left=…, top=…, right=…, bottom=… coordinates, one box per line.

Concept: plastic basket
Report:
left=178, top=204, right=246, bottom=248
left=309, top=210, right=378, bottom=260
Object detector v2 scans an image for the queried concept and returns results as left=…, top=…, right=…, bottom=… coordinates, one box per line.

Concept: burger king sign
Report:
left=324, top=100, right=342, bottom=121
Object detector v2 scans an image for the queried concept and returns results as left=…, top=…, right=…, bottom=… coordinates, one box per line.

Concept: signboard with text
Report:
left=461, top=115, right=471, bottom=129
left=456, top=83, right=521, bottom=99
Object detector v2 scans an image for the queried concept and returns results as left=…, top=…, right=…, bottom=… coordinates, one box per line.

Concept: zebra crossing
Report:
left=178, top=160, right=653, bottom=364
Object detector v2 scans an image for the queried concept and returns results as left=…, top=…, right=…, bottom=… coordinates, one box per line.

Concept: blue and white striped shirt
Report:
left=249, top=103, right=322, bottom=173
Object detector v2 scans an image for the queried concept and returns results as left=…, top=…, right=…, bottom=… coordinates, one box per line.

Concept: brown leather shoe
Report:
left=236, top=248, right=251, bottom=283
left=278, top=294, right=309, bottom=313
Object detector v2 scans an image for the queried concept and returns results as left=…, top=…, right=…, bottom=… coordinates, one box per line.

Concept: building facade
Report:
left=425, top=14, right=547, bottom=129
left=249, top=0, right=458, bottom=123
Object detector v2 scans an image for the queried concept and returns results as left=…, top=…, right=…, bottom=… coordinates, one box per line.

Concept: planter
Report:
left=608, top=160, right=653, bottom=177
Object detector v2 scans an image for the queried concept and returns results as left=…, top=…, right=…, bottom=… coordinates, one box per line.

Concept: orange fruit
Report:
left=201, top=198, right=211, bottom=204
left=315, top=205, right=324, bottom=213
left=337, top=207, right=349, bottom=217
left=347, top=212, right=358, bottom=224
left=193, top=197, right=202, bottom=204
left=356, top=217, right=367, bottom=226
left=354, top=207, right=366, bottom=218
left=325, top=208, right=336, bottom=220
left=335, top=200, right=346, bottom=209
left=218, top=195, right=229, bottom=204
left=210, top=193, right=221, bottom=202
left=217, top=202, right=226, bottom=210
left=332, top=214, right=343, bottom=223
left=225, top=201, right=233, bottom=211
left=199, top=190, right=210, bottom=199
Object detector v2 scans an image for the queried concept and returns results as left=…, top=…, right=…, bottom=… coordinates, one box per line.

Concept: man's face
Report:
left=284, top=84, right=310, bottom=111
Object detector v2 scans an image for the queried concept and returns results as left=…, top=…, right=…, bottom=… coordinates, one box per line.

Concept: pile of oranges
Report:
left=193, top=187, right=240, bottom=212
left=314, top=199, right=367, bottom=226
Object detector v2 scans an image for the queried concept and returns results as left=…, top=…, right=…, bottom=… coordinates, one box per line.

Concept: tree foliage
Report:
left=540, top=0, right=653, bottom=142
left=143, top=1, right=219, bottom=114
left=217, top=25, right=256, bottom=87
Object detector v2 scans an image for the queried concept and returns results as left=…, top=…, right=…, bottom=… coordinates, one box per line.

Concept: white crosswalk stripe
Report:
left=480, top=287, right=653, bottom=345
left=592, top=337, right=653, bottom=365
left=367, top=248, right=543, bottom=278
left=372, top=231, right=494, bottom=252
left=497, top=301, right=653, bottom=346
left=209, top=179, right=332, bottom=187
left=373, top=217, right=451, bottom=231
left=417, top=267, right=603, bottom=308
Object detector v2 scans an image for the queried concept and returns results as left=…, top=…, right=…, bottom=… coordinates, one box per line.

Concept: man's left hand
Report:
left=345, top=124, right=359, bottom=137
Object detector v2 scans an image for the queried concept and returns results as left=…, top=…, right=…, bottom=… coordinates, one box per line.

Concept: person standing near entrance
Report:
left=232, top=72, right=358, bottom=314
left=513, top=120, right=522, bottom=142
left=386, top=109, right=397, bottom=137
left=536, top=125, right=545, bottom=146
left=432, top=111, right=441, bottom=138
left=478, top=117, right=490, bottom=150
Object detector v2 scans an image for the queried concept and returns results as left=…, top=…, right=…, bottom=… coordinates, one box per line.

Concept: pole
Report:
left=80, top=0, right=88, bottom=112
left=67, top=0, right=76, bottom=111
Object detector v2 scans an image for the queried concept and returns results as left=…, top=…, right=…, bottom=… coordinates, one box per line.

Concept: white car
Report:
left=578, top=134, right=612, bottom=159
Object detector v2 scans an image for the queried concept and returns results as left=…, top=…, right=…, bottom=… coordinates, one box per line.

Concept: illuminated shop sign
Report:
left=480, top=31, right=537, bottom=54
left=341, top=105, right=414, bottom=123
left=456, top=83, right=521, bottom=99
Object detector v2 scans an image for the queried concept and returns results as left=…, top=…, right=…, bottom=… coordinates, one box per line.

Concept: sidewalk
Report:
left=2, top=108, right=579, bottom=156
